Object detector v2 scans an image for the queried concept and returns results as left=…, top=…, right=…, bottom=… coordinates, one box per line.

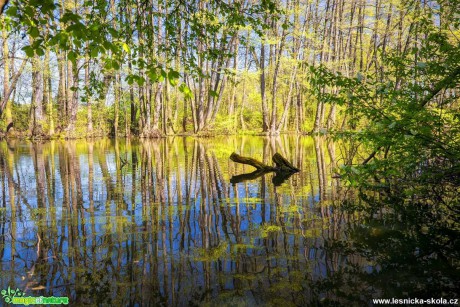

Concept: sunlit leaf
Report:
left=122, top=43, right=130, bottom=53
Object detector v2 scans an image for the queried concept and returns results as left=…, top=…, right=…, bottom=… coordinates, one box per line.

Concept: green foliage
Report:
left=307, top=1, right=460, bottom=185
left=5, top=0, right=281, bottom=100
left=5, top=104, right=30, bottom=132
left=1, top=0, right=459, bottom=139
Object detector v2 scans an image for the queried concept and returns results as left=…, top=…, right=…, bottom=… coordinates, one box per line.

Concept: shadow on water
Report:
left=0, top=136, right=458, bottom=306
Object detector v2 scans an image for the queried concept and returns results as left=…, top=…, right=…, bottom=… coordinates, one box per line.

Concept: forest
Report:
left=0, top=0, right=457, bottom=138
left=0, top=0, right=459, bottom=305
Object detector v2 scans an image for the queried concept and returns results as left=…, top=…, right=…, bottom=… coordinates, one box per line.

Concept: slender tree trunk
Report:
left=44, top=45, right=54, bottom=136
left=312, top=0, right=331, bottom=133
left=260, top=43, right=269, bottom=132
left=114, top=73, right=120, bottom=136
left=269, top=30, right=286, bottom=134
left=228, top=41, right=239, bottom=130
left=0, top=59, right=27, bottom=121
left=296, top=85, right=304, bottom=133
left=239, top=35, right=250, bottom=130
left=65, top=59, right=78, bottom=137
left=57, top=50, right=67, bottom=129
left=128, top=56, right=136, bottom=135
left=29, top=54, right=44, bottom=137
left=85, top=55, right=93, bottom=136
left=2, top=15, right=12, bottom=132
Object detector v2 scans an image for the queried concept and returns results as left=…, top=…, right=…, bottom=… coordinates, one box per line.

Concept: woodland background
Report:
left=0, top=0, right=458, bottom=140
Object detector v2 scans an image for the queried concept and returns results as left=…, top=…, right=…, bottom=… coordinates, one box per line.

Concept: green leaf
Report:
left=147, top=69, right=158, bottom=81
left=22, top=46, right=35, bottom=57
left=90, top=46, right=99, bottom=58
left=126, top=75, right=134, bottom=85
left=104, top=60, right=112, bottom=70
left=36, top=48, right=45, bottom=56
left=209, top=90, right=218, bottom=98
left=137, top=76, right=145, bottom=86
left=68, top=50, right=77, bottom=63
left=168, top=70, right=180, bottom=86
left=160, top=69, right=167, bottom=79
left=108, top=27, right=118, bottom=38
left=5, top=6, right=18, bottom=16
left=112, top=60, right=120, bottom=70
left=179, top=83, right=192, bottom=98
left=103, top=41, right=113, bottom=51
left=158, top=69, right=166, bottom=82
left=168, top=70, right=180, bottom=79
left=29, top=27, right=40, bottom=38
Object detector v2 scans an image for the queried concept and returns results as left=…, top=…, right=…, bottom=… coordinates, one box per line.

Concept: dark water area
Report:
left=0, top=136, right=458, bottom=306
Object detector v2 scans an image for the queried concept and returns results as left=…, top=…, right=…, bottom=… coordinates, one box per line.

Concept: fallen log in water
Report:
left=230, top=152, right=299, bottom=173
left=272, top=153, right=300, bottom=172
left=230, top=153, right=277, bottom=171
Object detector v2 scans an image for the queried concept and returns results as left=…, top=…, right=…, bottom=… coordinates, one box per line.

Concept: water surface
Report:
left=0, top=136, right=458, bottom=306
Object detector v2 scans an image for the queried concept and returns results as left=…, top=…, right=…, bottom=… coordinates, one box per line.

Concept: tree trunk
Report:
left=2, top=15, right=12, bottom=132
left=65, top=59, right=78, bottom=137
left=29, top=54, right=44, bottom=137
left=44, top=45, right=54, bottom=136
left=85, top=54, right=93, bottom=136
left=57, top=49, right=67, bottom=129
left=260, top=43, right=269, bottom=132
left=0, top=59, right=27, bottom=120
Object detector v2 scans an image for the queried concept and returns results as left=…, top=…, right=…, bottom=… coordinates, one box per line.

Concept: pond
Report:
left=0, top=136, right=458, bottom=306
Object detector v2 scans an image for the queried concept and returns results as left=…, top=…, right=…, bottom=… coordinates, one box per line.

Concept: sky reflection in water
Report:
left=0, top=136, right=458, bottom=306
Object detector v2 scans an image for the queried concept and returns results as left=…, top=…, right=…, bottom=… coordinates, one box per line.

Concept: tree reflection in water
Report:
left=0, top=136, right=458, bottom=306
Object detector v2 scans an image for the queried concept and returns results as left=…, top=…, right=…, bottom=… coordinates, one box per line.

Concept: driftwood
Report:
left=230, top=152, right=299, bottom=185
left=272, top=153, right=300, bottom=172
left=230, top=153, right=277, bottom=171
left=230, top=152, right=299, bottom=173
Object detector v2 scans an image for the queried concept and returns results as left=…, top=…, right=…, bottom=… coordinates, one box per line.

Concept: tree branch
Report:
left=0, top=0, right=9, bottom=15
left=419, top=65, right=460, bottom=108
left=0, top=58, right=28, bottom=117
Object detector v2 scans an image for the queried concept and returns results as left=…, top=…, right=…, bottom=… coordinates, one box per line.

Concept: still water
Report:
left=0, top=136, right=458, bottom=306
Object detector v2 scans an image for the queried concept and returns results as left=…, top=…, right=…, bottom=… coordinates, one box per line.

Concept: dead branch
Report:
left=230, top=152, right=299, bottom=173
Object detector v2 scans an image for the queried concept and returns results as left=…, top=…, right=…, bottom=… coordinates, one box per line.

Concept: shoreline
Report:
left=0, top=130, right=317, bottom=141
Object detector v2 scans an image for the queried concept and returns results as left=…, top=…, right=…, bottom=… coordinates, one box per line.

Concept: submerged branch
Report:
left=230, top=152, right=277, bottom=171
left=272, top=153, right=300, bottom=172
left=230, top=152, right=300, bottom=184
